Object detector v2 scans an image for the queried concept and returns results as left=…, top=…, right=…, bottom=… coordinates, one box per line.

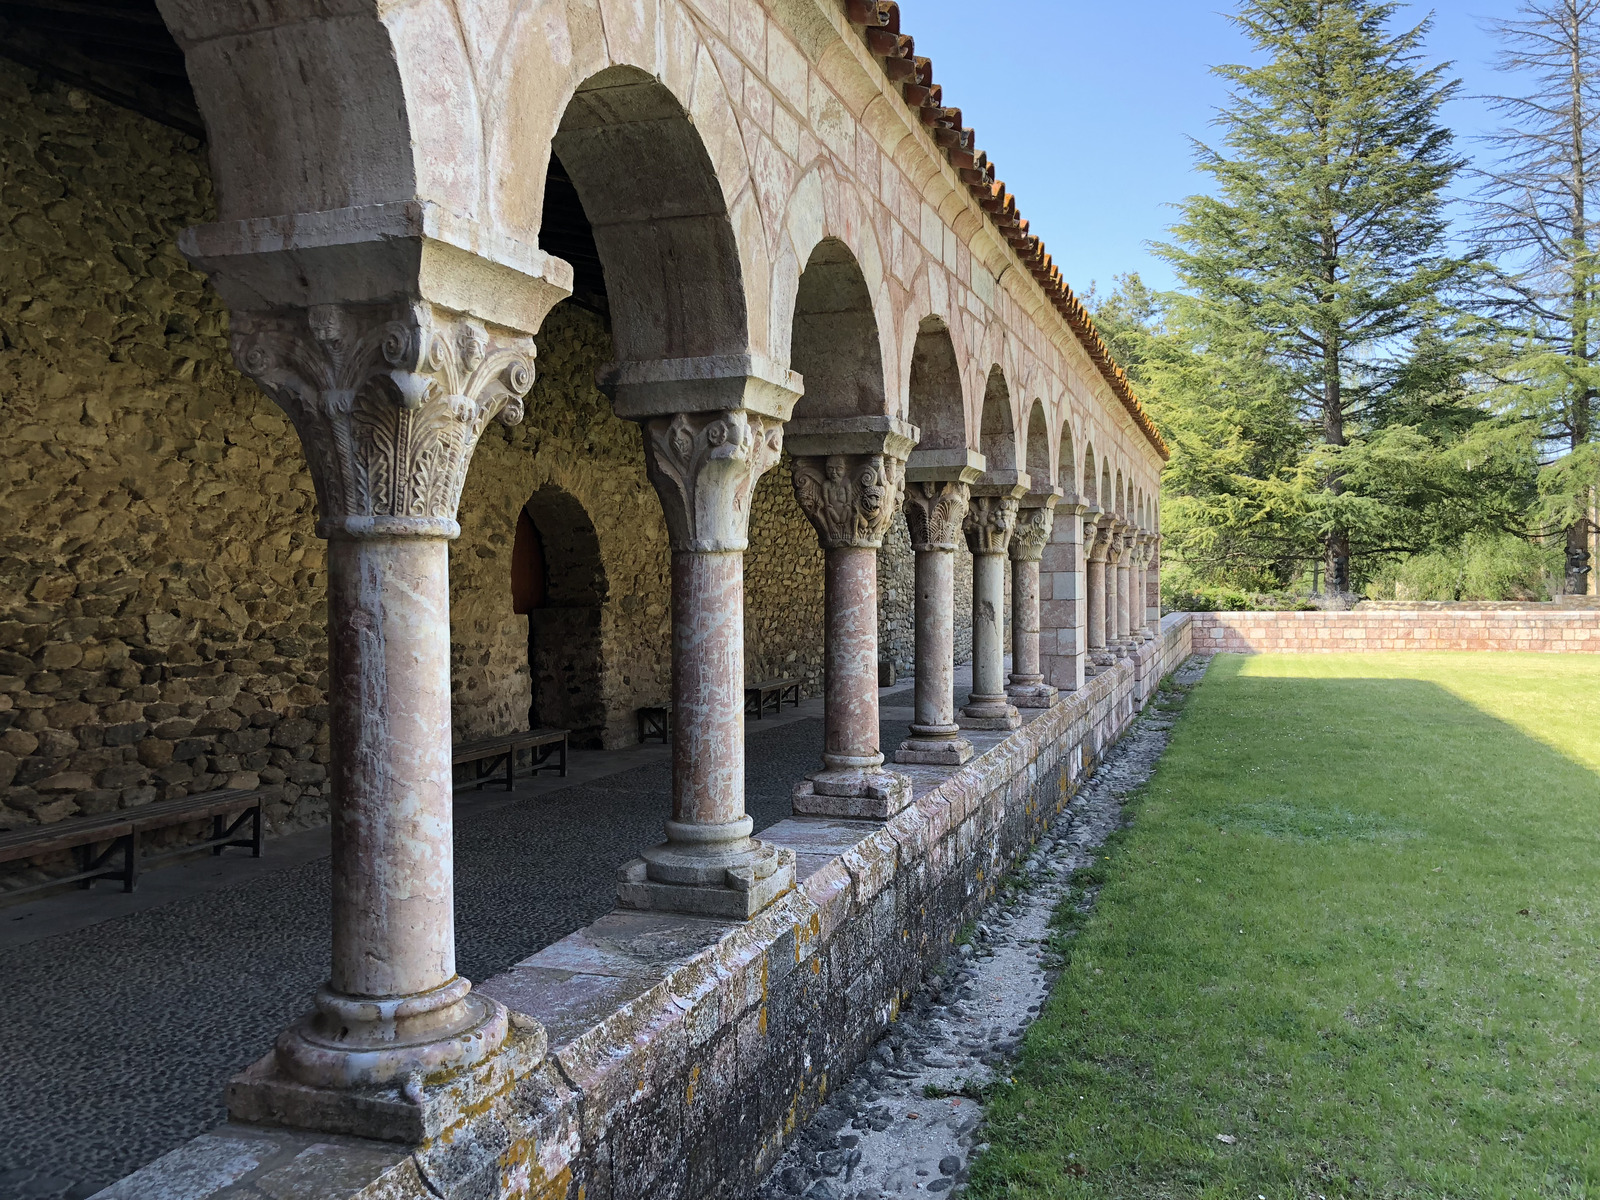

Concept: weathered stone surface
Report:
left=112, top=618, right=1196, bottom=1200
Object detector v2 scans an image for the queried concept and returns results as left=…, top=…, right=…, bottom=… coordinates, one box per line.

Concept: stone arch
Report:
left=1059, top=418, right=1077, bottom=500
left=1024, top=401, right=1051, bottom=489
left=979, top=366, right=1019, bottom=475
left=519, top=485, right=609, bottom=747
left=158, top=6, right=429, bottom=223
left=552, top=65, right=748, bottom=364
left=788, top=239, right=886, bottom=419
left=1115, top=470, right=1126, bottom=517
left=907, top=317, right=966, bottom=450
left=1101, top=460, right=1113, bottom=512
left=1082, top=443, right=1098, bottom=505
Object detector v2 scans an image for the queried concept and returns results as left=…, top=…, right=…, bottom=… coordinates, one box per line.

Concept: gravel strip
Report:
left=757, top=656, right=1210, bottom=1199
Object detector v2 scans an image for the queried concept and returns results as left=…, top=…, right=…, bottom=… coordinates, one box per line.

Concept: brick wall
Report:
left=1190, top=609, right=1600, bottom=654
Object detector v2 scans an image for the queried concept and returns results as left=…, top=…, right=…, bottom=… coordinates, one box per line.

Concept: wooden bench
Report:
left=636, top=704, right=672, bottom=744
left=453, top=728, right=568, bottom=791
left=0, top=787, right=265, bottom=898
left=745, top=677, right=801, bottom=719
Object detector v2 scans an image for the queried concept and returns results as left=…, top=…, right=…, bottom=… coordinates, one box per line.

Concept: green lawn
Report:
left=974, top=653, right=1600, bottom=1199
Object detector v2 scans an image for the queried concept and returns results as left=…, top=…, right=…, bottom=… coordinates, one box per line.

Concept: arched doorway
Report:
left=511, top=486, right=608, bottom=747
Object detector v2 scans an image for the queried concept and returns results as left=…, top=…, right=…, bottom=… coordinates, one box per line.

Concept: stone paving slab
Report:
left=0, top=715, right=838, bottom=1199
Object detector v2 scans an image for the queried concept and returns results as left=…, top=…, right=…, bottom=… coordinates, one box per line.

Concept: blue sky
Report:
left=903, top=0, right=1530, bottom=298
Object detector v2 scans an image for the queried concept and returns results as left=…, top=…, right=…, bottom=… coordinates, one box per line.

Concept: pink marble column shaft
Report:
left=896, top=477, right=973, bottom=766
left=823, top=546, right=883, bottom=771
left=670, top=550, right=746, bottom=830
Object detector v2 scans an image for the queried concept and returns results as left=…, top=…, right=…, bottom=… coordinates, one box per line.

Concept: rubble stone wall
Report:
left=1191, top=609, right=1600, bottom=654
left=0, top=62, right=334, bottom=856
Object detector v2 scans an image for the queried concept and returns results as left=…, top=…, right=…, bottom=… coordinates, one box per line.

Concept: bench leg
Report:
left=124, top=831, right=139, bottom=893
left=213, top=813, right=226, bottom=856
left=505, top=747, right=515, bottom=792
left=78, top=842, right=94, bottom=889
left=560, top=739, right=568, bottom=778
left=253, top=802, right=263, bottom=857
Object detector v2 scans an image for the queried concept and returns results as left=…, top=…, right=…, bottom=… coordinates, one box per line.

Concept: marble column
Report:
left=228, top=302, right=535, bottom=1089
left=1135, top=535, right=1156, bottom=641
left=1112, top=523, right=1134, bottom=656
left=1007, top=497, right=1058, bottom=708
left=1039, top=499, right=1087, bottom=693
left=1083, top=507, right=1115, bottom=676
left=1147, top=533, right=1163, bottom=634
left=787, top=424, right=916, bottom=820
left=897, top=473, right=978, bottom=766
left=615, top=407, right=797, bottom=918
left=960, top=484, right=1026, bottom=730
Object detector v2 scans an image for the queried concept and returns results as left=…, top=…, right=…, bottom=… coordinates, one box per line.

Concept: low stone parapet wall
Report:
left=1189, top=609, right=1600, bottom=654
left=98, top=617, right=1194, bottom=1200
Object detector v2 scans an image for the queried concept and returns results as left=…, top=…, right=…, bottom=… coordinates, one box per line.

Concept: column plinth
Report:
left=617, top=407, right=797, bottom=917
left=788, top=435, right=915, bottom=819
left=896, top=474, right=976, bottom=766
left=960, top=487, right=1024, bottom=731
left=1006, top=497, right=1058, bottom=708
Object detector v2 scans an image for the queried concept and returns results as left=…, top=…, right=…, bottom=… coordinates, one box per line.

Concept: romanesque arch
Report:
left=1024, top=401, right=1051, bottom=490
left=788, top=239, right=887, bottom=419
left=554, top=66, right=748, bottom=365
left=908, top=318, right=967, bottom=451
left=979, top=367, right=1019, bottom=475
left=1059, top=418, right=1077, bottom=498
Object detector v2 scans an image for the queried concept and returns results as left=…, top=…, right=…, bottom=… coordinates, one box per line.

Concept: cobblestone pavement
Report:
left=0, top=716, right=853, bottom=1200
left=757, top=657, right=1209, bottom=1199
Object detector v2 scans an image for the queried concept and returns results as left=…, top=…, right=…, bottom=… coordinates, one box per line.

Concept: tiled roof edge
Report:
left=842, top=0, right=1171, bottom=462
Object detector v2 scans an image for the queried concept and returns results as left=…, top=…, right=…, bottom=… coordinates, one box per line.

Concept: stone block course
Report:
left=1189, top=609, right=1600, bottom=654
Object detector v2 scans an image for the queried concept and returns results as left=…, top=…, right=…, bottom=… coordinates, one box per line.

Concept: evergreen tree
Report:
left=1157, top=0, right=1472, bottom=593
left=1475, top=0, right=1600, bottom=593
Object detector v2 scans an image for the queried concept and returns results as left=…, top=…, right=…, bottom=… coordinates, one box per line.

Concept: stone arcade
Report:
left=0, top=2, right=1173, bottom=1197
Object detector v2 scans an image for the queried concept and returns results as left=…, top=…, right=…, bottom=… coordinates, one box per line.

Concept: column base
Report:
left=958, top=696, right=1022, bottom=731
left=894, top=732, right=974, bottom=766
left=229, top=1008, right=544, bottom=1144
left=793, top=768, right=913, bottom=820
left=1006, top=679, right=1058, bottom=708
left=272, top=975, right=510, bottom=1092
left=617, top=836, right=795, bottom=919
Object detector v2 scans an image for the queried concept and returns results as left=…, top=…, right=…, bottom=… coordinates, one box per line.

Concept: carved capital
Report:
left=902, top=479, right=972, bottom=553
left=792, top=453, right=906, bottom=550
left=963, top=493, right=1019, bottom=556
left=1009, top=502, right=1056, bottom=563
left=232, top=301, right=534, bottom=540
left=641, top=410, right=784, bottom=553
left=1086, top=515, right=1116, bottom=564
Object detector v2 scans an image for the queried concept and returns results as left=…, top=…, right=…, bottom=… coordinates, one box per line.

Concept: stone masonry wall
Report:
left=1191, top=609, right=1600, bottom=654
left=0, top=63, right=333, bottom=871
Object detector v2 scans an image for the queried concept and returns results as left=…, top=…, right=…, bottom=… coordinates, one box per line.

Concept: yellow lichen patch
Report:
left=498, top=1139, right=572, bottom=1200
left=759, top=1004, right=768, bottom=1035
left=687, top=1062, right=701, bottom=1106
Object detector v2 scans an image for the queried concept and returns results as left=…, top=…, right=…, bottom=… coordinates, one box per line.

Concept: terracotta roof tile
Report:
left=843, top=0, right=1170, bottom=460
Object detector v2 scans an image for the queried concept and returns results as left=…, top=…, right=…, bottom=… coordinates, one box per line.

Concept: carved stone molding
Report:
left=640, top=410, right=785, bottom=554
left=902, top=479, right=972, bottom=553
left=791, top=453, right=906, bottom=550
left=963, top=493, right=1019, bottom=556
left=1009, top=502, right=1057, bottom=563
left=232, top=301, right=534, bottom=541
left=1086, top=515, right=1115, bottom=564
